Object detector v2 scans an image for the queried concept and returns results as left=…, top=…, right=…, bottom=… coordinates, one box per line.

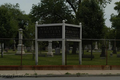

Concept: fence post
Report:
left=106, top=40, right=108, bottom=65
left=91, top=40, right=93, bottom=60
left=21, top=44, right=23, bottom=66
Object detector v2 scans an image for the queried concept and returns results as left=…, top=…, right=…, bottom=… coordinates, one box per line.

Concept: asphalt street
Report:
left=1, top=77, right=120, bottom=80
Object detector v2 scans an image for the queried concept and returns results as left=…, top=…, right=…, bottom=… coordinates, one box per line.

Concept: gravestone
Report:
left=70, top=47, right=73, bottom=51
left=55, top=48, right=60, bottom=55
left=88, top=45, right=94, bottom=52
left=16, top=28, right=25, bottom=55
left=87, top=45, right=91, bottom=52
left=26, top=47, right=31, bottom=52
left=47, top=41, right=53, bottom=57
left=108, top=41, right=112, bottom=50
left=94, top=42, right=98, bottom=50
left=117, top=54, right=120, bottom=58
left=84, top=45, right=88, bottom=50
left=4, top=48, right=8, bottom=52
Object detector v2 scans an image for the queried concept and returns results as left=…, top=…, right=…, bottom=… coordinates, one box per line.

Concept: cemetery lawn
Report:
left=0, top=50, right=120, bottom=65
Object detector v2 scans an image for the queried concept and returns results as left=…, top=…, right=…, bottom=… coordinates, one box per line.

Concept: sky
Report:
left=104, top=0, right=120, bottom=27
left=0, top=0, right=120, bottom=28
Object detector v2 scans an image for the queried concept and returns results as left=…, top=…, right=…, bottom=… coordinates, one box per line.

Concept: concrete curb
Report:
left=0, top=65, right=120, bottom=70
left=1, top=74, right=120, bottom=78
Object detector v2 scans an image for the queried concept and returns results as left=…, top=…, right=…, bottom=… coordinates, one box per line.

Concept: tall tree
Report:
left=110, top=1, right=120, bottom=39
left=78, top=0, right=105, bottom=39
left=0, top=3, right=29, bottom=39
left=110, top=1, right=120, bottom=48
left=67, top=0, right=107, bottom=54
left=66, top=0, right=111, bottom=23
left=30, top=0, right=74, bottom=23
left=0, top=3, right=33, bottom=47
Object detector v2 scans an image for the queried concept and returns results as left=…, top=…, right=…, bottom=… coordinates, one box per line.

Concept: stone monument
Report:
left=55, top=47, right=60, bottom=55
left=47, top=41, right=53, bottom=56
left=94, top=42, right=98, bottom=50
left=16, top=28, right=25, bottom=55
left=108, top=41, right=112, bottom=50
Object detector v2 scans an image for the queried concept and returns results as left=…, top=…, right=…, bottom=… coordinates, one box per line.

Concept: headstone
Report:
left=84, top=45, right=88, bottom=50
left=16, top=28, right=25, bottom=55
left=47, top=41, right=53, bottom=57
left=55, top=48, right=60, bottom=55
left=70, top=47, right=73, bottom=51
left=108, top=41, right=112, bottom=50
left=4, top=48, right=8, bottom=52
left=117, top=48, right=120, bottom=51
left=113, top=47, right=117, bottom=54
left=26, top=47, right=31, bottom=52
left=94, top=42, right=98, bottom=50
left=117, top=54, right=120, bottom=58
left=76, top=48, right=79, bottom=54
left=88, top=45, right=92, bottom=52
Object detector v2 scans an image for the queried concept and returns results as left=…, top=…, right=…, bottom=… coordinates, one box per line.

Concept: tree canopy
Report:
left=30, top=0, right=74, bottom=23
left=0, top=3, right=19, bottom=38
left=30, top=0, right=109, bottom=39
left=110, top=1, right=120, bottom=39
left=78, top=0, right=105, bottom=39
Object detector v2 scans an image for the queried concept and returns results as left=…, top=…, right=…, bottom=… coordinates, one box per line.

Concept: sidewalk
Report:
left=0, top=70, right=120, bottom=76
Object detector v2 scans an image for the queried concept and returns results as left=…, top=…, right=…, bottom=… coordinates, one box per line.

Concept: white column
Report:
left=19, top=28, right=22, bottom=44
left=35, top=21, right=38, bottom=65
left=47, top=40, right=53, bottom=56
left=94, top=42, right=98, bottom=50
left=62, top=20, right=65, bottom=65
left=79, top=23, right=82, bottom=65
left=35, top=41, right=38, bottom=65
left=16, top=28, right=25, bottom=55
left=62, top=40, right=65, bottom=65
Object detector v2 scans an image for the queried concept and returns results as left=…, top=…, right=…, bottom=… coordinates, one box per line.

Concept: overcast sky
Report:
left=0, top=0, right=119, bottom=27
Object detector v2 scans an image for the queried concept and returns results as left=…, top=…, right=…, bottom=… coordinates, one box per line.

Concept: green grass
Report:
left=0, top=50, right=120, bottom=65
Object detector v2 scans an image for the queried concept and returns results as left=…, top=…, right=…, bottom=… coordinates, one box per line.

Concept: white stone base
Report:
left=16, top=44, right=25, bottom=55
left=47, top=52, right=53, bottom=57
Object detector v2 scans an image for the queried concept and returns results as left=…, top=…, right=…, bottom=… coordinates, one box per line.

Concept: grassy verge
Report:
left=0, top=50, right=120, bottom=65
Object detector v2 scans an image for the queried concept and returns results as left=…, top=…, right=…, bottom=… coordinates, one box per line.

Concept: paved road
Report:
left=1, top=77, right=120, bottom=80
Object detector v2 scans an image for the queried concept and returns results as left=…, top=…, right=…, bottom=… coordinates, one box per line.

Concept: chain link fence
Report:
left=0, top=38, right=120, bottom=65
